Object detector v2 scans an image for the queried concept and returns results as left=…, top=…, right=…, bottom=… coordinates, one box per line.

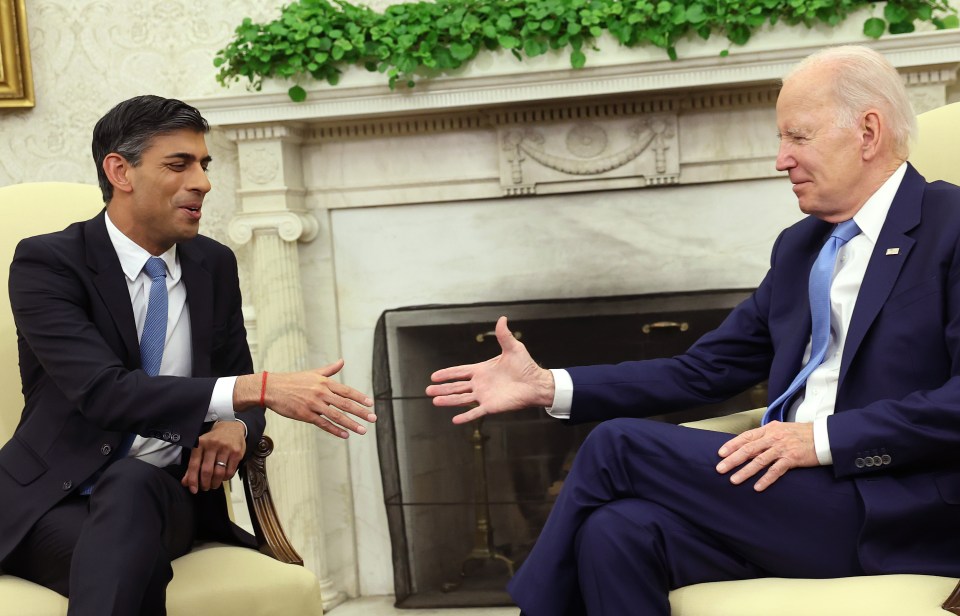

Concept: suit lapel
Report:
left=179, top=242, right=212, bottom=378
left=839, top=164, right=924, bottom=386
left=85, top=212, right=141, bottom=365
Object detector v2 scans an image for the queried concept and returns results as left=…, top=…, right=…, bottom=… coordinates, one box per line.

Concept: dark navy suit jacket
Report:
left=0, top=211, right=266, bottom=563
left=567, top=164, right=960, bottom=577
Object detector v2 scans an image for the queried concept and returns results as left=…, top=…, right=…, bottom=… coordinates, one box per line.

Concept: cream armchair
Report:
left=0, top=182, right=323, bottom=616
left=672, top=101, right=960, bottom=616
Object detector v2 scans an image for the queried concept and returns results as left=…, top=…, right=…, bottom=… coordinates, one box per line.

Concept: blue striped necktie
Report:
left=762, top=220, right=861, bottom=424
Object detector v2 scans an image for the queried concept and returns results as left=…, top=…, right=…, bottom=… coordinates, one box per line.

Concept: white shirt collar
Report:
left=851, top=162, right=908, bottom=245
left=103, top=210, right=180, bottom=283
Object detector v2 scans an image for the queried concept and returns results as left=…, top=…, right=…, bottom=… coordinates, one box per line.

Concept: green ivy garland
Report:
left=214, top=0, right=959, bottom=101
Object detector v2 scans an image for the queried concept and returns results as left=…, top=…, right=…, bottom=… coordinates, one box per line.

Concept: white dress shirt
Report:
left=104, top=212, right=239, bottom=468
left=546, top=163, right=909, bottom=466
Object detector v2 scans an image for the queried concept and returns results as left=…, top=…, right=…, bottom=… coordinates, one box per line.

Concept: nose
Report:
left=189, top=164, right=211, bottom=194
left=775, top=141, right=795, bottom=172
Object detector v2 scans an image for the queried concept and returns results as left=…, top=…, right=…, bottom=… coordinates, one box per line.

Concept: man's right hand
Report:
left=426, top=316, right=556, bottom=424
left=234, top=359, right=375, bottom=439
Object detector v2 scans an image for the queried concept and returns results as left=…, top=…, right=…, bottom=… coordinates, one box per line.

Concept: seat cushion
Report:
left=670, top=574, right=958, bottom=616
left=0, top=543, right=323, bottom=616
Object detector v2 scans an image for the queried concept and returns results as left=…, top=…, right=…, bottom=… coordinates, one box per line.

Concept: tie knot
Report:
left=143, top=257, right=166, bottom=280
left=832, top=219, right=861, bottom=244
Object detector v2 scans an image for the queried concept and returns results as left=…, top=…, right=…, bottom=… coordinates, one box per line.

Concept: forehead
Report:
left=776, top=69, right=836, bottom=128
left=141, top=129, right=209, bottom=157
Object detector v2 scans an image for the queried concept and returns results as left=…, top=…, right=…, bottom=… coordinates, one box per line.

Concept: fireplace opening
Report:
left=373, top=290, right=765, bottom=608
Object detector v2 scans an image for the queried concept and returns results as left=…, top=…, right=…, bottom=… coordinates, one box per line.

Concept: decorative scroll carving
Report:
left=241, top=146, right=280, bottom=185
left=228, top=211, right=319, bottom=245
left=499, top=114, right=679, bottom=195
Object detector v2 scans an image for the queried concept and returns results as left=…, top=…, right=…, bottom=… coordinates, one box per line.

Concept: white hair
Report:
left=784, top=45, right=917, bottom=159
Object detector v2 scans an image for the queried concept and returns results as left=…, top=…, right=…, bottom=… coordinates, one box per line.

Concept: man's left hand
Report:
left=181, top=420, right=247, bottom=494
left=715, top=421, right=819, bottom=492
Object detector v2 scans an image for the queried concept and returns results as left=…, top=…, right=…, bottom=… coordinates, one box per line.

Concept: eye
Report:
left=167, top=162, right=186, bottom=171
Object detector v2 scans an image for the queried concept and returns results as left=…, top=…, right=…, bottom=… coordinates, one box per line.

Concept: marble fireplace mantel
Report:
left=189, top=19, right=960, bottom=608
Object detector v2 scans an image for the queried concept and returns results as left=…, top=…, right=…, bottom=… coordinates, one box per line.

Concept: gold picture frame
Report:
left=0, top=0, right=34, bottom=108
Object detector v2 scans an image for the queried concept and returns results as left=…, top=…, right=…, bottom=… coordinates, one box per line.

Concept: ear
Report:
left=860, top=110, right=882, bottom=161
left=102, top=153, right=134, bottom=195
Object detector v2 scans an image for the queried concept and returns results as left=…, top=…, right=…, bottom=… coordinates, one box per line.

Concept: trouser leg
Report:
left=508, top=418, right=864, bottom=616
left=66, top=458, right=196, bottom=616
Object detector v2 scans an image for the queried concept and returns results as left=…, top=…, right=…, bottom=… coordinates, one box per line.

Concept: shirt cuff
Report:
left=813, top=416, right=833, bottom=465
left=545, top=369, right=573, bottom=419
left=207, top=376, right=238, bottom=423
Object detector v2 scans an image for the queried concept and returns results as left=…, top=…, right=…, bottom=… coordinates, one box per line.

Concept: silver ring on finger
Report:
left=215, top=461, right=227, bottom=467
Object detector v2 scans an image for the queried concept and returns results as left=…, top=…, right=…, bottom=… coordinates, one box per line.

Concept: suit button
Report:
left=881, top=454, right=891, bottom=465
left=62, top=480, right=72, bottom=491
left=864, top=457, right=874, bottom=467
left=855, top=457, right=865, bottom=468
left=162, top=431, right=172, bottom=441
left=171, top=434, right=180, bottom=443
left=872, top=456, right=883, bottom=466
left=101, top=444, right=112, bottom=456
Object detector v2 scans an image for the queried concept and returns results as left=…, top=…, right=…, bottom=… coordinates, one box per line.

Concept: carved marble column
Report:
left=226, top=125, right=346, bottom=611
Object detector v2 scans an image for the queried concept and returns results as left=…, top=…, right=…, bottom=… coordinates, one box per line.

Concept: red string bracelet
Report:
left=260, top=371, right=269, bottom=408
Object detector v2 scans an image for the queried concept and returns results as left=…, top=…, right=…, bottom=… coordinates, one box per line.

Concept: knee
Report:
left=576, top=500, right=666, bottom=565
left=92, top=458, right=173, bottom=506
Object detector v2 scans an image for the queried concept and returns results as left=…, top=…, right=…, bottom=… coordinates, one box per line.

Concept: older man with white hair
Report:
left=428, top=45, right=960, bottom=615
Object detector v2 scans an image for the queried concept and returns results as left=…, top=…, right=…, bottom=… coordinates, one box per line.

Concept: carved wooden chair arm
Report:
left=942, top=583, right=960, bottom=614
left=241, top=435, right=304, bottom=565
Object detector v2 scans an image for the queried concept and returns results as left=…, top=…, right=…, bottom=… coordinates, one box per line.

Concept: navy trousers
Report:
left=2, top=458, right=196, bottom=616
left=507, top=418, right=866, bottom=616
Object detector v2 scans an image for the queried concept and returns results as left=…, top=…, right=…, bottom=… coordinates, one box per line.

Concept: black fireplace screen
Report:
left=372, top=290, right=764, bottom=608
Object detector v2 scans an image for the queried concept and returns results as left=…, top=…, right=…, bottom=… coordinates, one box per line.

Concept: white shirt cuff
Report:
left=813, top=416, right=833, bottom=465
left=545, top=369, right=573, bottom=419
left=207, top=376, right=238, bottom=423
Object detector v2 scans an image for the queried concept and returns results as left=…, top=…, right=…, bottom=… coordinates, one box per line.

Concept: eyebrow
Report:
left=164, top=152, right=213, bottom=165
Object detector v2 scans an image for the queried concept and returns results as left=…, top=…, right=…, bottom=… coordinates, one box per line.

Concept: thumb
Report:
left=319, top=358, right=346, bottom=377
left=494, top=316, right=519, bottom=351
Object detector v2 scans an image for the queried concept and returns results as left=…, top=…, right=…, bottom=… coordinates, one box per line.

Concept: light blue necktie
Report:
left=762, top=220, right=861, bottom=424
left=81, top=257, right=168, bottom=494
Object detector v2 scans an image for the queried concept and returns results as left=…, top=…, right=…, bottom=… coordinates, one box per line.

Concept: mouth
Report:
left=179, top=204, right=202, bottom=221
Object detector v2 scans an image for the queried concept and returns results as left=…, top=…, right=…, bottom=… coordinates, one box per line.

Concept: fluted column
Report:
left=226, top=125, right=346, bottom=611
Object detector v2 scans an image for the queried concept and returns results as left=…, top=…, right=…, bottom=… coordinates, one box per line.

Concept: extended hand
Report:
left=181, top=420, right=246, bottom=494
left=426, top=316, right=555, bottom=424
left=262, top=359, right=376, bottom=439
left=715, top=420, right=819, bottom=491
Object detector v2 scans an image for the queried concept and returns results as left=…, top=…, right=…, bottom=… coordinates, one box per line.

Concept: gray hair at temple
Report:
left=784, top=45, right=917, bottom=160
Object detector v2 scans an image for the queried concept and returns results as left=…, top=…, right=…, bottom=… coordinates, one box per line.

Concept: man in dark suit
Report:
left=0, top=95, right=375, bottom=615
left=428, top=45, right=960, bottom=615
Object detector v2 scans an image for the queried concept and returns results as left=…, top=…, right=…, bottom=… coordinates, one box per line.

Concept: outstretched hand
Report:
left=426, top=316, right=556, bottom=424
left=259, top=359, right=376, bottom=439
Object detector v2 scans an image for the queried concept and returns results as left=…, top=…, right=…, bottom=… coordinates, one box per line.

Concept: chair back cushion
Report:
left=910, top=101, right=960, bottom=185
left=0, top=182, right=104, bottom=443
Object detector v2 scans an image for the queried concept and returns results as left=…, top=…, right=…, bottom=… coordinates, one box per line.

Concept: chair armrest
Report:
left=681, top=408, right=765, bottom=435
left=241, top=435, right=304, bottom=565
left=944, top=582, right=960, bottom=614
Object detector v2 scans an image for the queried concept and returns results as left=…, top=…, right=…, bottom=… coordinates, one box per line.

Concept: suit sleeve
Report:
left=564, top=234, right=782, bottom=423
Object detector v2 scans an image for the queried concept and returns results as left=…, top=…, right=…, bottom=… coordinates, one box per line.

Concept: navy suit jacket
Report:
left=567, top=164, right=960, bottom=576
left=0, top=211, right=266, bottom=563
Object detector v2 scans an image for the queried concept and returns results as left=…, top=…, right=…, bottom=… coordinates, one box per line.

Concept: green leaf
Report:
left=883, top=3, right=910, bottom=24
left=944, top=15, right=960, bottom=29
left=288, top=85, right=307, bottom=102
left=686, top=4, right=706, bottom=24
left=657, top=1, right=672, bottom=14
left=524, top=38, right=546, bottom=56
left=450, top=41, right=475, bottom=60
left=570, top=49, right=586, bottom=68
left=498, top=34, right=521, bottom=48
left=888, top=20, right=915, bottom=34
left=862, top=17, right=885, bottom=38
left=497, top=14, right=514, bottom=30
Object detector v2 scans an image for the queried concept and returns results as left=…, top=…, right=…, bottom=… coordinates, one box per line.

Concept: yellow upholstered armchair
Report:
left=672, top=101, right=960, bottom=616
left=0, top=182, right=323, bottom=616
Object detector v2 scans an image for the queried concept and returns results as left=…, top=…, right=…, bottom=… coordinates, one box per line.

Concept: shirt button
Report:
left=101, top=444, right=112, bottom=456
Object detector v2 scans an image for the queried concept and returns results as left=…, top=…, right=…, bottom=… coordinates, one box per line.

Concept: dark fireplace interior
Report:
left=372, top=290, right=765, bottom=608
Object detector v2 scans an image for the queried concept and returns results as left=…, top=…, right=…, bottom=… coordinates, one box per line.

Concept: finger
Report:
left=432, top=392, right=477, bottom=408
left=314, top=414, right=349, bottom=439
left=327, top=393, right=378, bottom=422
left=452, top=406, right=488, bottom=424
left=200, top=449, right=220, bottom=491
left=317, top=358, right=346, bottom=378
left=318, top=405, right=367, bottom=435
left=753, top=460, right=792, bottom=492
left=181, top=447, right=203, bottom=494
left=430, top=364, right=479, bottom=383
left=325, top=381, right=375, bottom=409
left=425, top=381, right=473, bottom=397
